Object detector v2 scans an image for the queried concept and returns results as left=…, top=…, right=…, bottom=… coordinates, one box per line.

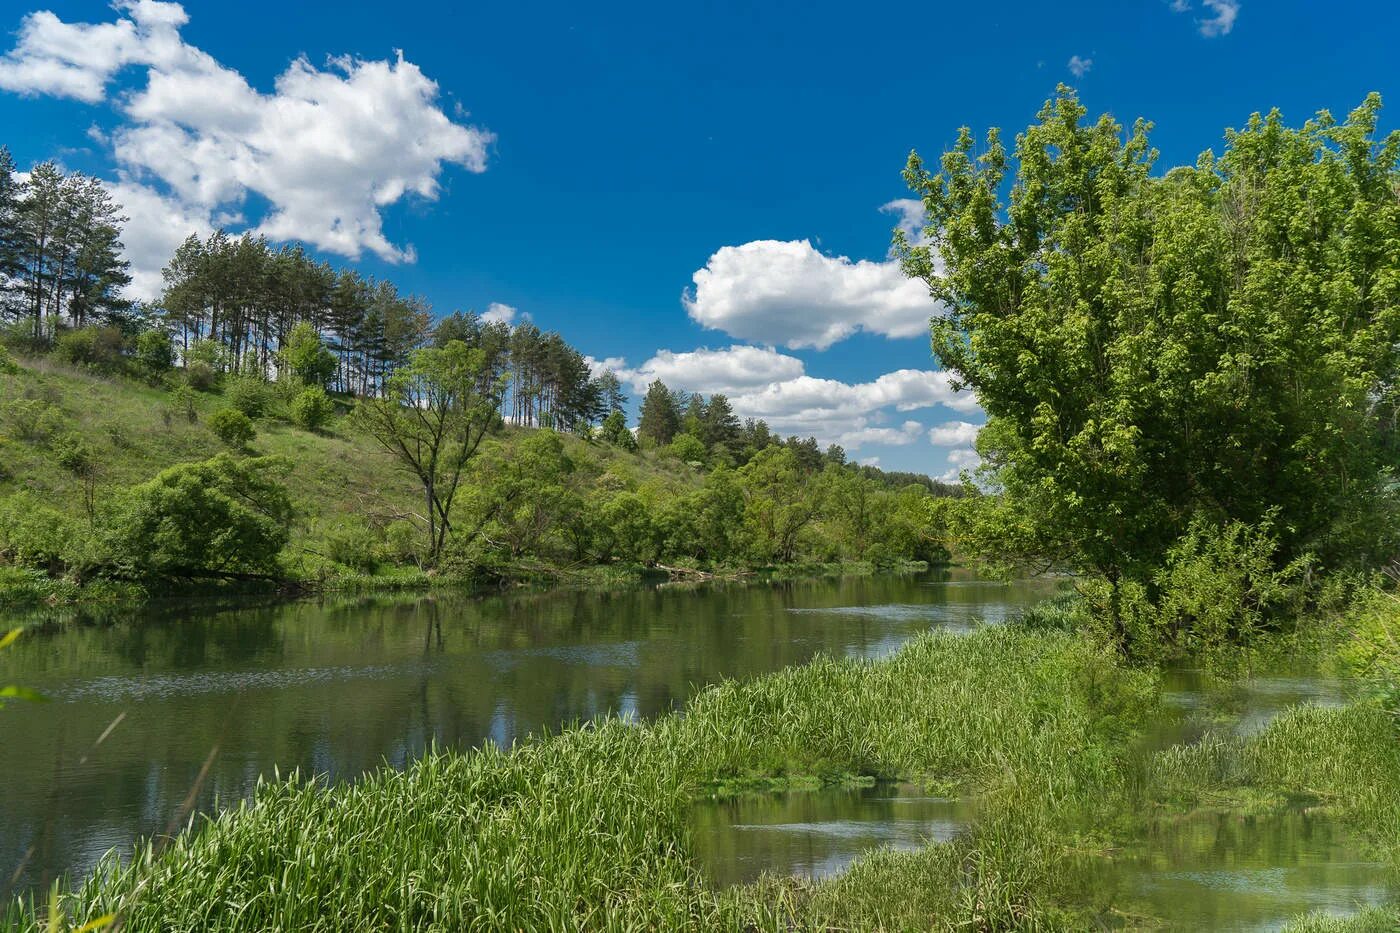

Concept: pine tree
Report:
left=637, top=379, right=681, bottom=445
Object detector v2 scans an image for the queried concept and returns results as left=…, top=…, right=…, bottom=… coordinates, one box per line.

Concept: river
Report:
left=2, top=571, right=1391, bottom=929
left=0, top=569, right=1046, bottom=897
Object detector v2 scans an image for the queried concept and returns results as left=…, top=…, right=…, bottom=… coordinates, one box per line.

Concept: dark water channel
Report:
left=0, top=570, right=1047, bottom=898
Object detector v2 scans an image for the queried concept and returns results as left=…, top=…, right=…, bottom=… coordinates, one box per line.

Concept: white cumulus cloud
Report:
left=480, top=302, right=519, bottom=325
left=936, top=447, right=982, bottom=483
left=619, top=345, right=806, bottom=397
left=684, top=239, right=940, bottom=350
left=1068, top=55, right=1093, bottom=78
left=0, top=1, right=493, bottom=298
left=927, top=420, right=981, bottom=447
left=607, top=344, right=979, bottom=451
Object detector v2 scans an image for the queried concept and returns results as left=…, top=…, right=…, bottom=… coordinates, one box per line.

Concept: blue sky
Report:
left=2, top=0, right=1396, bottom=476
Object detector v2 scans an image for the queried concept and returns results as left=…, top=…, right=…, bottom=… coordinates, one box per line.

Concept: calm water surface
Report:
left=0, top=570, right=1048, bottom=897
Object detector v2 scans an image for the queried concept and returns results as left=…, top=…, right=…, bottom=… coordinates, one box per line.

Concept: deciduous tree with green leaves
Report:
left=352, top=340, right=503, bottom=562
left=898, top=89, right=1400, bottom=645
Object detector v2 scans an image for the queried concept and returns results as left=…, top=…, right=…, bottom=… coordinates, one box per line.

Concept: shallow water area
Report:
left=688, top=649, right=1396, bottom=929
left=690, top=783, right=975, bottom=887
left=1096, top=808, right=1394, bottom=931
left=0, top=569, right=1049, bottom=897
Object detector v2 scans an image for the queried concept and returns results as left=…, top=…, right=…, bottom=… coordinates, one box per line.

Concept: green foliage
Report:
left=591, top=491, right=658, bottom=563
left=737, top=446, right=818, bottom=563
left=165, top=385, right=198, bottom=424
left=101, top=454, right=292, bottom=579
left=1, top=398, right=61, bottom=443
left=665, top=432, right=706, bottom=464
left=208, top=408, right=255, bottom=450
left=352, top=340, right=503, bottom=563
left=637, top=379, right=681, bottom=446
left=0, top=491, right=84, bottom=572
left=289, top=386, right=333, bottom=432
left=133, top=330, right=174, bottom=379
left=454, top=431, right=583, bottom=563
left=0, top=343, right=19, bottom=375
left=223, top=376, right=269, bottom=419
left=898, top=89, right=1400, bottom=646
left=319, top=517, right=381, bottom=573
left=279, top=322, right=336, bottom=388
left=598, top=409, right=635, bottom=450
left=52, top=327, right=125, bottom=370
left=1338, top=588, right=1400, bottom=712
left=670, top=466, right=747, bottom=563
left=1147, top=517, right=1309, bottom=650
left=182, top=360, right=217, bottom=392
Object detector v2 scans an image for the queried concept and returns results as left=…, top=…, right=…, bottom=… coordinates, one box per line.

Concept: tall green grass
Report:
left=5, top=626, right=1157, bottom=931
left=11, top=611, right=1399, bottom=930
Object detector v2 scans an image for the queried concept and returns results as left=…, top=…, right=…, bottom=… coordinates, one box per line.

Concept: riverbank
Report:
left=0, top=557, right=932, bottom=621
left=9, top=594, right=1398, bottom=930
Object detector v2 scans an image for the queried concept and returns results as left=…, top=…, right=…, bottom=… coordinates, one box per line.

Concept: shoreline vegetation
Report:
left=4, top=86, right=1400, bottom=929
left=7, top=596, right=1400, bottom=930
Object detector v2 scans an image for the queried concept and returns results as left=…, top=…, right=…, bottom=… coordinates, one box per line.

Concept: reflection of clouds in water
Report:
left=787, top=603, right=1014, bottom=624
left=847, top=634, right=914, bottom=661
left=56, top=663, right=424, bottom=701
left=480, top=641, right=643, bottom=672
left=1161, top=674, right=1350, bottom=739
left=731, top=818, right=964, bottom=842
left=696, top=787, right=974, bottom=885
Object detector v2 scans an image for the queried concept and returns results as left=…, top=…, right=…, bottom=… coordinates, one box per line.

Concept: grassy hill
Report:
left=0, top=352, right=710, bottom=603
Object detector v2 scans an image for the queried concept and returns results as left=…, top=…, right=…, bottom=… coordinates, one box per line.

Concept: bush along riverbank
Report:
left=10, top=598, right=1400, bottom=931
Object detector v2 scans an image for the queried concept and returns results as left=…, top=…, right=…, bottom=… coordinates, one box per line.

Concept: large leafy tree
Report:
left=352, top=340, right=503, bottom=562
left=898, top=89, right=1400, bottom=618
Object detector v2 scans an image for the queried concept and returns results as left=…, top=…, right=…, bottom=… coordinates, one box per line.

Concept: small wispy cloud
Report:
left=1198, top=0, right=1240, bottom=36
left=1170, top=0, right=1240, bottom=37
left=1067, top=55, right=1093, bottom=78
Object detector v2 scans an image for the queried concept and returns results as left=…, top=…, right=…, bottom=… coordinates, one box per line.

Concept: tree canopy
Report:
left=899, top=88, right=1400, bottom=606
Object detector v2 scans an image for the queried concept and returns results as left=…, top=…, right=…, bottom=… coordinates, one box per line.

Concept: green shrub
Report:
left=134, top=329, right=175, bottom=379
left=0, top=344, right=19, bottom=375
left=1150, top=516, right=1308, bottom=649
left=1, top=399, right=51, bottom=442
left=321, top=518, right=381, bottom=572
left=280, top=322, right=337, bottom=388
left=53, top=326, right=125, bottom=370
left=1077, top=517, right=1310, bottom=655
left=0, top=492, right=83, bottom=572
left=224, top=376, right=270, bottom=419
left=184, top=360, right=218, bottom=392
left=1339, top=589, right=1400, bottom=712
left=106, top=423, right=133, bottom=449
left=381, top=520, right=420, bottom=565
left=599, top=410, right=636, bottom=450
left=290, top=386, right=333, bottom=432
left=665, top=433, right=706, bottom=465
left=52, top=434, right=95, bottom=476
left=209, top=408, right=256, bottom=450
left=101, top=454, right=293, bottom=580
left=166, top=385, right=198, bottom=424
